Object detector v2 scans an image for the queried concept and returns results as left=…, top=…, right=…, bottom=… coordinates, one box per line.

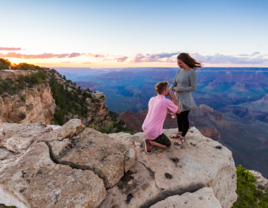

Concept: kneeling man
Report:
left=142, top=81, right=181, bottom=153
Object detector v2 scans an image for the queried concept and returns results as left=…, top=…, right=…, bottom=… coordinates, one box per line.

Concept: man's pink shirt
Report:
left=142, top=95, right=178, bottom=140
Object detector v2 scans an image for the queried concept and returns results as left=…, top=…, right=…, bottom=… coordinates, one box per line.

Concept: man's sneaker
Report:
left=143, top=139, right=151, bottom=154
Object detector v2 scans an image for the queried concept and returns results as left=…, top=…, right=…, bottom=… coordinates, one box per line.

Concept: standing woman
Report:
left=170, top=53, right=202, bottom=145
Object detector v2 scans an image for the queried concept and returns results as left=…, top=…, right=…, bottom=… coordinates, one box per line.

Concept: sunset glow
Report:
left=1, top=0, right=268, bottom=68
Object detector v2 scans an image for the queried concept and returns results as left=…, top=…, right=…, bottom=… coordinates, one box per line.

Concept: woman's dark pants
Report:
left=176, top=110, right=190, bottom=137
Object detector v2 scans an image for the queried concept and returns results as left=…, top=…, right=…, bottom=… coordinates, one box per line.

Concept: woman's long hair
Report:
left=177, top=53, right=202, bottom=70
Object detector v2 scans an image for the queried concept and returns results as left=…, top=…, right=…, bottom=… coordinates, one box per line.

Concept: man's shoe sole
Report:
left=143, top=140, right=150, bottom=154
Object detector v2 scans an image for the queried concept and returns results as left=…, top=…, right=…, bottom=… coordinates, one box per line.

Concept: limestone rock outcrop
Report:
left=0, top=83, right=55, bottom=124
left=0, top=142, right=106, bottom=208
left=99, top=128, right=237, bottom=208
left=150, top=187, right=222, bottom=208
left=1, top=121, right=49, bottom=153
left=86, top=91, right=110, bottom=126
left=48, top=127, right=131, bottom=188
left=249, top=170, right=268, bottom=189
left=0, top=118, right=3, bottom=135
left=0, top=119, right=237, bottom=208
left=0, top=70, right=37, bottom=80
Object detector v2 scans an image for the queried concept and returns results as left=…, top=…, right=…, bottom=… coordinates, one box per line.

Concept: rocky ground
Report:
left=0, top=118, right=237, bottom=208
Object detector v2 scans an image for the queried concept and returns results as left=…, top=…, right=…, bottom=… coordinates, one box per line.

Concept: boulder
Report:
left=99, top=127, right=237, bottom=208
left=1, top=122, right=49, bottom=153
left=150, top=187, right=222, bottom=208
left=49, top=128, right=131, bottom=188
left=0, top=118, right=3, bottom=135
left=37, top=119, right=85, bottom=143
left=0, top=148, right=13, bottom=160
left=0, top=142, right=106, bottom=208
left=98, top=162, right=164, bottom=208
left=108, top=132, right=138, bottom=173
left=124, top=148, right=136, bottom=173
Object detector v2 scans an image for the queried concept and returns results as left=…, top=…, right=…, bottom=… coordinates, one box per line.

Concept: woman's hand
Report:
left=173, top=87, right=179, bottom=92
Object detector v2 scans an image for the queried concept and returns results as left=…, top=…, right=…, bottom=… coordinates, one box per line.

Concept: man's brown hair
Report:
left=155, top=81, right=169, bottom=94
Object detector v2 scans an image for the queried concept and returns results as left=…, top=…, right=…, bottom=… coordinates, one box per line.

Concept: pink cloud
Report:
left=132, top=52, right=179, bottom=63
left=0, top=52, right=83, bottom=59
left=131, top=52, right=268, bottom=65
left=115, top=56, right=128, bottom=62
left=87, top=53, right=106, bottom=58
left=0, top=47, right=21, bottom=51
left=82, top=62, right=92, bottom=64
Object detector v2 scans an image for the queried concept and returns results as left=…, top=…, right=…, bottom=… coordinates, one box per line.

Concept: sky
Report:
left=0, top=0, right=268, bottom=68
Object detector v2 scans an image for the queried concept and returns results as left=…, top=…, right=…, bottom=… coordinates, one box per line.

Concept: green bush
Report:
left=0, top=58, right=11, bottom=70
left=21, top=95, right=26, bottom=102
left=12, top=63, right=41, bottom=71
left=0, top=69, right=47, bottom=96
left=49, top=72, right=91, bottom=125
left=233, top=165, right=268, bottom=208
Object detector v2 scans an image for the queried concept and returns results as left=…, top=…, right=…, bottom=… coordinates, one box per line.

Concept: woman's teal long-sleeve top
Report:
left=169, top=68, right=198, bottom=112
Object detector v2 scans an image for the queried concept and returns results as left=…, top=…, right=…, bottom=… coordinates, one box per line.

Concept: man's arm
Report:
left=168, top=90, right=181, bottom=114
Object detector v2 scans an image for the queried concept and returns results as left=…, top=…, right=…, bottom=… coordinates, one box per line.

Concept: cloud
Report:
left=251, top=52, right=260, bottom=57
left=132, top=53, right=146, bottom=62
left=191, top=53, right=268, bottom=65
left=103, top=58, right=113, bottom=61
left=103, top=56, right=128, bottom=62
left=131, top=52, right=268, bottom=65
left=87, top=53, right=106, bottom=58
left=0, top=47, right=21, bottom=51
left=61, top=61, right=70, bottom=63
left=82, top=62, right=92, bottom=64
left=115, top=56, right=128, bottom=62
left=0, top=52, right=83, bottom=59
left=132, top=52, right=179, bottom=63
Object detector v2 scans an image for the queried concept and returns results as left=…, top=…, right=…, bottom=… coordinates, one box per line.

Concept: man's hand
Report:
left=167, top=112, right=177, bottom=118
left=173, top=87, right=179, bottom=92
left=168, top=90, right=175, bottom=99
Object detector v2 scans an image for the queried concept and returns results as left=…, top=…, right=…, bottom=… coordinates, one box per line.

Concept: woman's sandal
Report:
left=174, top=137, right=185, bottom=146
left=171, top=133, right=181, bottom=138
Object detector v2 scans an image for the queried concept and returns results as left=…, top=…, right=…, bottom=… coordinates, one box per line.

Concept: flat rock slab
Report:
left=0, top=119, right=3, bottom=135
left=0, top=142, right=106, bottom=208
left=150, top=187, right=222, bottom=208
left=37, top=119, right=85, bottom=143
left=49, top=128, right=130, bottom=188
left=1, top=122, right=48, bottom=153
left=100, top=127, right=237, bottom=208
left=98, top=162, right=164, bottom=208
